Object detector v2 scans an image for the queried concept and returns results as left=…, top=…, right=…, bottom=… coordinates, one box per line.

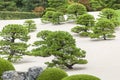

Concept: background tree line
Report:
left=0, top=0, right=120, bottom=12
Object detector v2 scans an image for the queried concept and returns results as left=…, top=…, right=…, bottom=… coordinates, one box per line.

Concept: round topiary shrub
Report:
left=0, top=58, right=15, bottom=79
left=62, top=74, right=101, bottom=80
left=37, top=68, right=68, bottom=80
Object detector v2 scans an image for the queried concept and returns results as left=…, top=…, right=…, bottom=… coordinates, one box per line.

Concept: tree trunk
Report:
left=66, top=65, right=73, bottom=69
left=103, top=34, right=106, bottom=40
left=8, top=33, right=15, bottom=61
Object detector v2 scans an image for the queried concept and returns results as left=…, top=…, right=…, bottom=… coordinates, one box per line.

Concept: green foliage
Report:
left=76, top=14, right=95, bottom=26
left=32, top=31, right=87, bottom=69
left=71, top=26, right=90, bottom=37
left=47, top=0, right=68, bottom=14
left=0, top=1, right=17, bottom=11
left=41, top=11, right=54, bottom=23
left=116, top=10, right=120, bottom=22
left=51, top=12, right=65, bottom=24
left=24, top=20, right=36, bottom=32
left=42, top=11, right=65, bottom=24
left=62, top=74, right=100, bottom=80
left=0, top=24, right=29, bottom=62
left=100, top=8, right=118, bottom=19
left=89, top=0, right=102, bottom=11
left=37, top=68, right=68, bottom=80
left=99, top=8, right=119, bottom=27
left=0, top=11, right=39, bottom=20
left=48, top=0, right=66, bottom=8
left=21, top=0, right=48, bottom=12
left=112, top=4, right=120, bottom=9
left=99, top=0, right=115, bottom=8
left=71, top=14, right=95, bottom=37
left=90, top=19, right=115, bottom=40
left=0, top=58, right=15, bottom=79
left=67, top=3, right=87, bottom=18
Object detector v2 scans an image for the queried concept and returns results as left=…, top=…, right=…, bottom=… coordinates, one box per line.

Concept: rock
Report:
left=28, top=66, right=43, bottom=80
left=17, top=72, right=28, bottom=80
left=1, top=71, right=19, bottom=80
left=1, top=66, right=43, bottom=80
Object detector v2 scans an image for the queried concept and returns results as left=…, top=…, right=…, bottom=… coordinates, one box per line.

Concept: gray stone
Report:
left=17, top=72, right=28, bottom=80
left=28, top=66, right=43, bottom=80
left=1, top=71, right=19, bottom=80
left=1, top=66, right=43, bottom=80
left=2, top=71, right=28, bottom=80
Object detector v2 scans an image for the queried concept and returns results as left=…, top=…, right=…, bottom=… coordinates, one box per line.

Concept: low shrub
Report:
left=0, top=11, right=40, bottom=20
left=62, top=74, right=101, bottom=80
left=37, top=68, right=68, bottom=80
left=0, top=58, right=15, bottom=79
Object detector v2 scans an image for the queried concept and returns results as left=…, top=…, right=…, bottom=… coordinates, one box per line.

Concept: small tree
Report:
left=24, top=20, right=36, bottom=32
left=41, top=11, right=54, bottom=23
left=99, top=8, right=119, bottom=27
left=72, top=14, right=95, bottom=36
left=32, top=30, right=87, bottom=69
left=67, top=3, right=87, bottom=20
left=0, top=24, right=29, bottom=62
left=42, top=11, right=65, bottom=24
left=51, top=12, right=65, bottom=24
left=90, top=19, right=115, bottom=40
left=100, top=8, right=118, bottom=19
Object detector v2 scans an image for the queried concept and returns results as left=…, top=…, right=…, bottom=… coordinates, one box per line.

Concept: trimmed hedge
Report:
left=62, top=74, right=101, bottom=80
left=37, top=68, right=68, bottom=80
left=0, top=58, right=15, bottom=79
left=0, top=11, right=40, bottom=20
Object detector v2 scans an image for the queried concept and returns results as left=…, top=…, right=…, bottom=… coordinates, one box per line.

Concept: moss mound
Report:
left=0, top=58, right=15, bottom=79
left=37, top=68, right=68, bottom=80
left=62, top=74, right=101, bottom=80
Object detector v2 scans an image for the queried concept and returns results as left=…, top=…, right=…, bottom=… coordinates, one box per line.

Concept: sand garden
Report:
left=0, top=12, right=120, bottom=80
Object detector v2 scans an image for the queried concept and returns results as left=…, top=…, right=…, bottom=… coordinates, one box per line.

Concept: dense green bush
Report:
left=37, top=68, right=68, bottom=80
left=0, top=58, right=15, bottom=79
left=113, top=4, right=120, bottom=9
left=0, top=11, right=40, bottom=20
left=62, top=74, right=101, bottom=80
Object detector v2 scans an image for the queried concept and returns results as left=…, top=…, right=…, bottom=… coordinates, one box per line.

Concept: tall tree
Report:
left=32, top=30, right=87, bottom=69
left=0, top=24, right=30, bottom=62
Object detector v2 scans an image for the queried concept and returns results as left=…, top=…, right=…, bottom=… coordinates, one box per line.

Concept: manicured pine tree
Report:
left=32, top=30, right=87, bottom=69
left=67, top=3, right=87, bottom=21
left=99, top=8, right=119, bottom=27
left=0, top=24, right=30, bottom=62
left=71, top=14, right=95, bottom=36
left=90, top=19, right=115, bottom=40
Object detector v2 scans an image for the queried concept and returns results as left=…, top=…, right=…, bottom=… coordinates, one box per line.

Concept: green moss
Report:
left=62, top=74, right=101, bottom=80
left=37, top=68, right=68, bottom=80
left=0, top=58, right=15, bottom=79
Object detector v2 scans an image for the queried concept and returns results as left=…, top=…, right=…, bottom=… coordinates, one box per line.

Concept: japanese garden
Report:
left=0, top=0, right=120, bottom=80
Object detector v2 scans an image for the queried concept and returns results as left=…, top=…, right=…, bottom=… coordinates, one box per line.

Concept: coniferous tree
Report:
left=0, top=24, right=30, bottom=62
left=32, top=30, right=87, bottom=69
left=72, top=14, right=95, bottom=36
left=90, top=19, right=115, bottom=40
